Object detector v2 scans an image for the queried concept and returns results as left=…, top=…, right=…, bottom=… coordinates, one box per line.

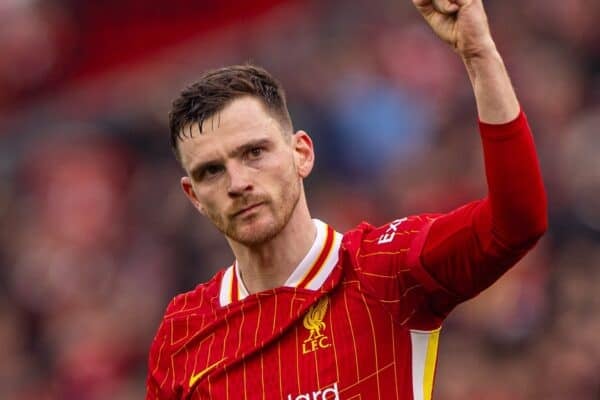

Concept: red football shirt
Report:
left=147, top=219, right=448, bottom=399
left=147, top=112, right=547, bottom=399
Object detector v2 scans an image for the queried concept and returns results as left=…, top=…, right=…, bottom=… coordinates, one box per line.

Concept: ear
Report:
left=181, top=176, right=206, bottom=215
left=292, top=130, right=315, bottom=178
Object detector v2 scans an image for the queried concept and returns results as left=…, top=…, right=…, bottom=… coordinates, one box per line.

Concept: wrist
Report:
left=459, top=37, right=499, bottom=63
left=461, top=43, right=504, bottom=80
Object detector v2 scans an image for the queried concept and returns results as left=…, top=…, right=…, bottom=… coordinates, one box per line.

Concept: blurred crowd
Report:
left=0, top=0, right=598, bottom=399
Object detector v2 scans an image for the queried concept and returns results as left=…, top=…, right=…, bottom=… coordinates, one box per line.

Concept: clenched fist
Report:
left=412, top=0, right=496, bottom=59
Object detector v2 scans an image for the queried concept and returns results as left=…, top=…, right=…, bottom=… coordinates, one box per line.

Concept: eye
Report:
left=247, top=147, right=263, bottom=160
left=202, top=164, right=224, bottom=179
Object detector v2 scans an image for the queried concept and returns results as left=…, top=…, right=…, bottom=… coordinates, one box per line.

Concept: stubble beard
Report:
left=208, top=177, right=302, bottom=247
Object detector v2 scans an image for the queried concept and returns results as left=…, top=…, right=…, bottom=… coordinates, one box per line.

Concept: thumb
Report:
left=433, top=0, right=460, bottom=14
left=413, top=0, right=435, bottom=15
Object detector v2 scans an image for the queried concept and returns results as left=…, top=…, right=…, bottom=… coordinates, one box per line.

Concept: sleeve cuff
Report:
left=478, top=110, right=529, bottom=141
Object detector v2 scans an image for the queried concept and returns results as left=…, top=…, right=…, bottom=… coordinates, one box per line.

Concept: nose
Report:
left=226, top=162, right=253, bottom=197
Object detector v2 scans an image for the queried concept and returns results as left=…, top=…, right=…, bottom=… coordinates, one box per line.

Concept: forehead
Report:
left=178, top=96, right=283, bottom=168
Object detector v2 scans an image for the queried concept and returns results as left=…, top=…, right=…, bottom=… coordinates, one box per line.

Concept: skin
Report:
left=179, top=96, right=317, bottom=294
left=178, top=0, right=521, bottom=294
left=413, top=0, right=520, bottom=123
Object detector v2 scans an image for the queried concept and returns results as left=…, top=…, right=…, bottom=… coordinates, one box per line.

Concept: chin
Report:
left=221, top=184, right=301, bottom=246
left=227, top=216, right=284, bottom=246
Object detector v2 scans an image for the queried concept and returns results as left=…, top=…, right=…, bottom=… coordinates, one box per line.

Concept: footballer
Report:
left=146, top=0, right=547, bottom=398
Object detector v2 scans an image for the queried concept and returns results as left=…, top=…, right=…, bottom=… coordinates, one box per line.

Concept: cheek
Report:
left=279, top=152, right=299, bottom=177
left=195, top=186, right=225, bottom=211
left=253, top=154, right=293, bottom=185
left=267, top=163, right=297, bottom=193
left=271, top=164, right=300, bottom=204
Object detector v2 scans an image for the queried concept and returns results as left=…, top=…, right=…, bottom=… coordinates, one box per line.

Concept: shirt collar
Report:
left=219, top=219, right=342, bottom=306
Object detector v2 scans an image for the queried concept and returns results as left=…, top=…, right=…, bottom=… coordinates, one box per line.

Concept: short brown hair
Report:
left=169, top=64, right=293, bottom=161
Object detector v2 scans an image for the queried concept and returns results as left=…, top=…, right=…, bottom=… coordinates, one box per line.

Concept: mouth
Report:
left=232, top=202, right=264, bottom=217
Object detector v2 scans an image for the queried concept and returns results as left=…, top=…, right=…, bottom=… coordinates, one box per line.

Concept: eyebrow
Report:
left=189, top=138, right=273, bottom=179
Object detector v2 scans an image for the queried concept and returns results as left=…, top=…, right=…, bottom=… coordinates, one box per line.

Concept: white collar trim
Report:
left=219, top=219, right=341, bottom=306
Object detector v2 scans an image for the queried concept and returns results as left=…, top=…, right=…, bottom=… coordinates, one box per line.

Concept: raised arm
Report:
left=407, top=0, right=547, bottom=310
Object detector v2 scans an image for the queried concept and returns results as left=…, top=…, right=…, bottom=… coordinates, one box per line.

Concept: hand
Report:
left=412, top=0, right=496, bottom=59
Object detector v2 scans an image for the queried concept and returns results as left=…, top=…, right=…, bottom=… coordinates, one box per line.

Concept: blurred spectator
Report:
left=0, top=0, right=74, bottom=110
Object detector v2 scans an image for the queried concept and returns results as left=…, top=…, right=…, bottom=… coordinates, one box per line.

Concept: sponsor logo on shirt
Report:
left=286, top=382, right=340, bottom=400
left=377, top=217, right=408, bottom=244
left=302, top=296, right=331, bottom=354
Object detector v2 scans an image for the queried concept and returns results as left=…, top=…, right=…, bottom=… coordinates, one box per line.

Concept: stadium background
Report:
left=0, top=0, right=598, bottom=398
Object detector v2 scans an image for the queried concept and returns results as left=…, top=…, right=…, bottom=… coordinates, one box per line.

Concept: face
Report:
left=178, top=96, right=314, bottom=246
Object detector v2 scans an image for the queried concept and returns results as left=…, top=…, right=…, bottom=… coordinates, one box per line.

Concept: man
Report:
left=146, top=0, right=547, bottom=398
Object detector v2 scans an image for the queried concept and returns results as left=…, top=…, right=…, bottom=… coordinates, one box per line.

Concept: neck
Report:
left=228, top=194, right=316, bottom=294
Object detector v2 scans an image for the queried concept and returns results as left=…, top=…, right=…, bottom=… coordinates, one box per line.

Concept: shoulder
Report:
left=149, top=269, right=227, bottom=356
left=337, top=214, right=442, bottom=287
left=341, top=214, right=438, bottom=253
left=163, top=268, right=227, bottom=321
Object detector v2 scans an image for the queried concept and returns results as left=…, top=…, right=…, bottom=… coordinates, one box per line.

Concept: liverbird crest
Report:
left=303, top=297, right=329, bottom=342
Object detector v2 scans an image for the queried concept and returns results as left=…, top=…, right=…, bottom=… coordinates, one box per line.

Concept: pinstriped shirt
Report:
left=147, top=218, right=451, bottom=399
